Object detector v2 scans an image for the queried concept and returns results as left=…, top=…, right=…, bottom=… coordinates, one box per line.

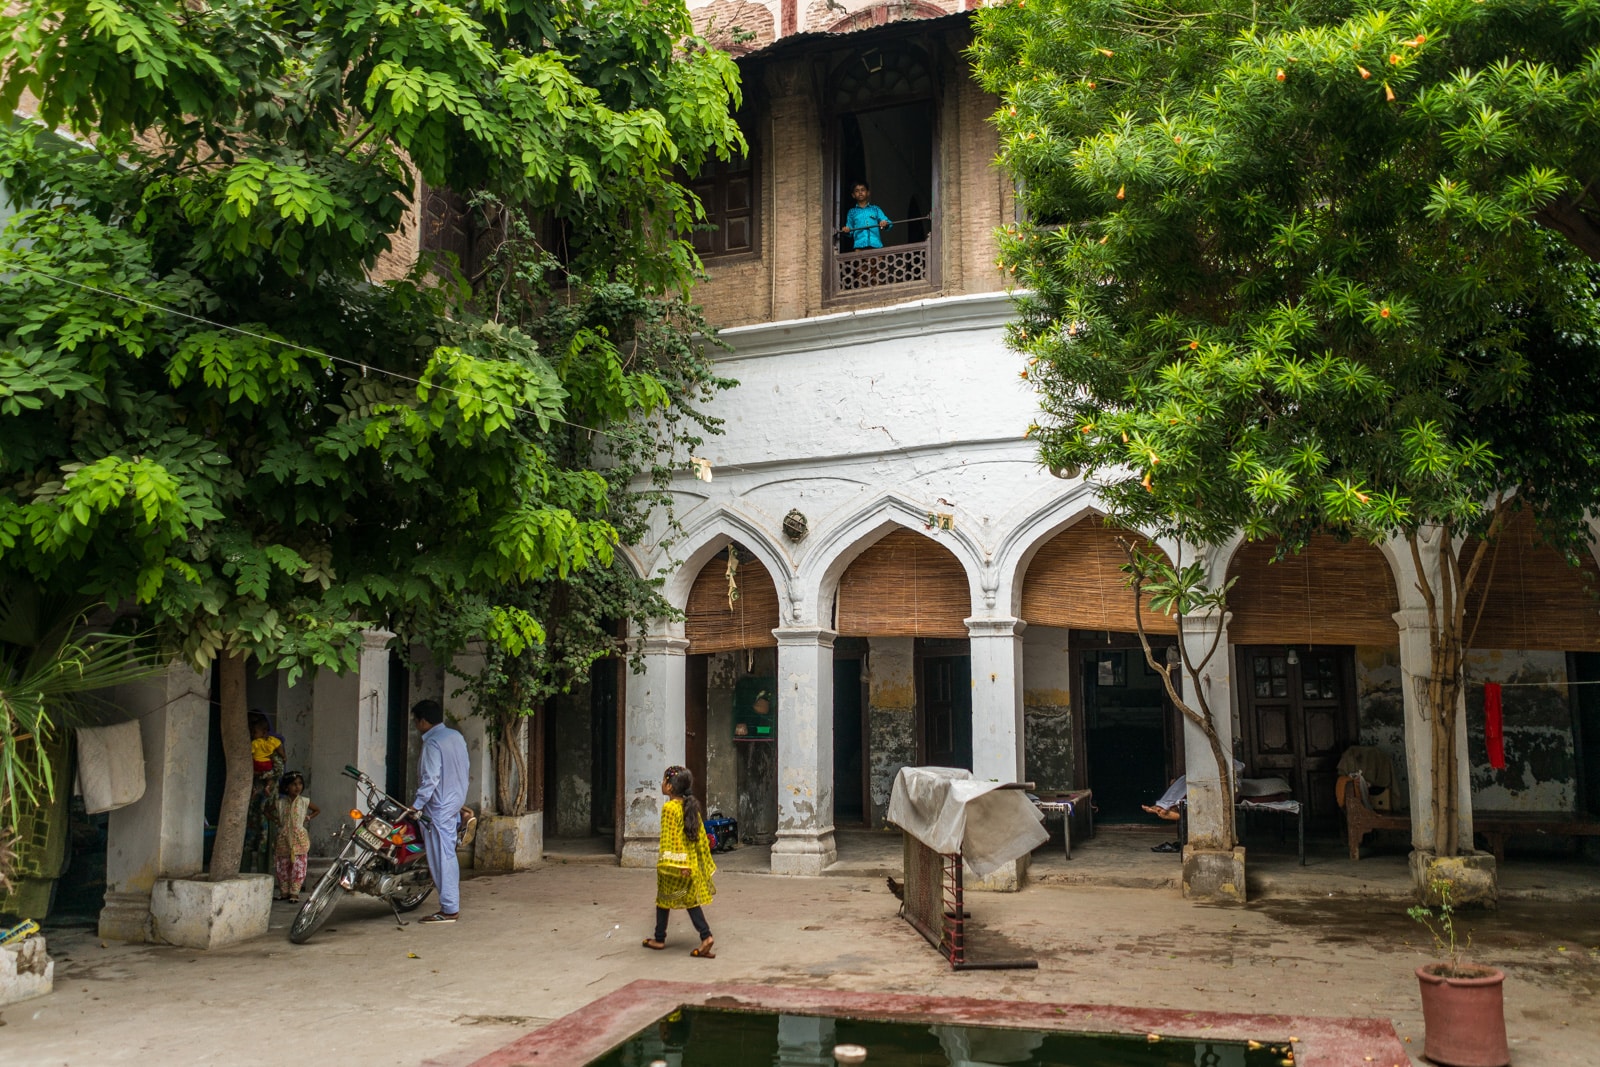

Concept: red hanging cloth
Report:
left=1484, top=681, right=1506, bottom=770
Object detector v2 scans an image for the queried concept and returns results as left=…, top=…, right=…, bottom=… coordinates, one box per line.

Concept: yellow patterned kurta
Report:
left=655, top=800, right=716, bottom=909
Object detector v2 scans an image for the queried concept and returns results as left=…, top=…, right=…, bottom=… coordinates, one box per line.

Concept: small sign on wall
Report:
left=733, top=676, right=777, bottom=741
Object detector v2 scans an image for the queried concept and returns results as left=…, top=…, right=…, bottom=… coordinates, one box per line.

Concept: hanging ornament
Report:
left=725, top=546, right=741, bottom=611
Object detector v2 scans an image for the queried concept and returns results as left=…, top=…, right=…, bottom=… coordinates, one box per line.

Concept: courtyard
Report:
left=6, top=838, right=1599, bottom=1066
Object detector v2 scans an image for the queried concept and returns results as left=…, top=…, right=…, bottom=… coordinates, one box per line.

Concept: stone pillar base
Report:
left=150, top=875, right=272, bottom=949
left=770, top=828, right=838, bottom=876
left=620, top=835, right=658, bottom=868
left=99, top=889, right=154, bottom=943
left=474, top=813, right=544, bottom=871
left=1410, top=849, right=1498, bottom=908
left=965, top=854, right=1029, bottom=893
left=1181, top=845, right=1247, bottom=903
left=0, top=935, right=53, bottom=1007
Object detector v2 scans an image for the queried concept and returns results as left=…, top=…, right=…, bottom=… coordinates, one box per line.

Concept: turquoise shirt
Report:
left=845, top=204, right=891, bottom=250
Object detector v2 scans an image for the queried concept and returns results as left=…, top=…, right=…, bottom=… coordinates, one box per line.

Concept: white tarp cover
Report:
left=886, top=766, right=1049, bottom=878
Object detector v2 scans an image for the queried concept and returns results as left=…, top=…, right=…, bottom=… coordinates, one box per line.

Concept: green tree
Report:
left=0, top=0, right=741, bottom=875
left=974, top=0, right=1600, bottom=864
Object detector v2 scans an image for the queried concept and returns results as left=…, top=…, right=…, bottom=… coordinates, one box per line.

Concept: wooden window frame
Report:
left=821, top=43, right=943, bottom=307
left=687, top=143, right=761, bottom=264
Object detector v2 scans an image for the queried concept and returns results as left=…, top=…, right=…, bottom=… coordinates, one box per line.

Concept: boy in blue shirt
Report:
left=841, top=181, right=891, bottom=250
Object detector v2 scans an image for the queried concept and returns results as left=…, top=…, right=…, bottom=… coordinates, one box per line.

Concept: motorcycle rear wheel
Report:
left=393, top=880, right=434, bottom=913
left=289, top=869, right=345, bottom=944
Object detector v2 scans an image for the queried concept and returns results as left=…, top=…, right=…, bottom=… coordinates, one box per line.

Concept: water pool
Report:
left=586, top=1006, right=1288, bottom=1066
left=470, top=981, right=1409, bottom=1067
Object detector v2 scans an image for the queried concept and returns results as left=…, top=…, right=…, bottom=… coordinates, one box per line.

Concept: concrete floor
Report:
left=6, top=855, right=1599, bottom=1067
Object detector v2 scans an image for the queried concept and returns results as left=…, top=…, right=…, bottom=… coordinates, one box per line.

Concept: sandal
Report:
left=642, top=938, right=666, bottom=950
left=691, top=936, right=715, bottom=959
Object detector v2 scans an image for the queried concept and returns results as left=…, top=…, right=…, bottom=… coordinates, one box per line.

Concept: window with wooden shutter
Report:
left=688, top=151, right=758, bottom=260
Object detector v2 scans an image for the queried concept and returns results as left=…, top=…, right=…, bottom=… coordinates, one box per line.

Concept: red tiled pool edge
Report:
left=467, top=980, right=1411, bottom=1067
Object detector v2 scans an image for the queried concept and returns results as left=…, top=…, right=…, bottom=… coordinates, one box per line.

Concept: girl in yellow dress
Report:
left=642, top=765, right=716, bottom=957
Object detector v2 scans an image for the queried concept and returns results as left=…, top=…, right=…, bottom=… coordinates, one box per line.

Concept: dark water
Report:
left=588, top=1008, right=1285, bottom=1066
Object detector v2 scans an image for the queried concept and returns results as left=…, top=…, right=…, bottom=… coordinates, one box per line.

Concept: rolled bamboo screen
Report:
left=684, top=549, right=780, bottom=654
left=1020, top=516, right=1178, bottom=634
left=1226, top=535, right=1399, bottom=646
left=1459, top=510, right=1600, bottom=651
left=836, top=528, right=971, bottom=638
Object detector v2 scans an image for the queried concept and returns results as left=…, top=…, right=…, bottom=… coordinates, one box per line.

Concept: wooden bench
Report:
left=1475, top=812, right=1600, bottom=861
left=1344, top=772, right=1410, bottom=860
left=1346, top=773, right=1600, bottom=860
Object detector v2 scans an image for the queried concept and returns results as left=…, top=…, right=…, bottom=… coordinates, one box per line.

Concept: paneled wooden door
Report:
left=1237, top=646, right=1357, bottom=831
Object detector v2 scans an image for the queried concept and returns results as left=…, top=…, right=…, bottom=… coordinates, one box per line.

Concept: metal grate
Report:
left=836, top=241, right=930, bottom=292
left=900, top=833, right=964, bottom=965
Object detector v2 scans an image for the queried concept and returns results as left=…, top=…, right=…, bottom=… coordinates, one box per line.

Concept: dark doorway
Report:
left=836, top=101, right=934, bottom=247
left=916, top=640, right=971, bottom=771
left=686, top=654, right=710, bottom=811
left=1076, top=636, right=1182, bottom=822
left=833, top=652, right=867, bottom=824
left=385, top=650, right=411, bottom=800
left=592, top=655, right=621, bottom=838
left=1237, top=646, right=1357, bottom=831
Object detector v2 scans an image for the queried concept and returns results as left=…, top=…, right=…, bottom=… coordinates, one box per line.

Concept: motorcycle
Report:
left=289, top=764, right=476, bottom=944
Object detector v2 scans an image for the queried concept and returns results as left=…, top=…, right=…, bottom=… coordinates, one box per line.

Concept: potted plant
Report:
left=1408, top=880, right=1509, bottom=1067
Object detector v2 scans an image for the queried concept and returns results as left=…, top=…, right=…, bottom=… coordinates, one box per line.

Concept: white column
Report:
left=1389, top=531, right=1475, bottom=854
left=100, top=663, right=211, bottom=942
left=966, top=617, right=1026, bottom=784
left=1393, top=607, right=1474, bottom=852
left=1178, top=609, right=1236, bottom=850
left=770, top=627, right=837, bottom=876
left=620, top=630, right=689, bottom=867
left=307, top=628, right=393, bottom=855
left=445, top=644, right=494, bottom=816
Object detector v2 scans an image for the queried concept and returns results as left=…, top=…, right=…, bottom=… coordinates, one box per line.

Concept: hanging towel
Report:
left=75, top=720, right=146, bottom=814
left=1484, top=681, right=1506, bottom=770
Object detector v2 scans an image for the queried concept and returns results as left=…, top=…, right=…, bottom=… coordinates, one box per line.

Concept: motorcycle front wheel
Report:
left=289, top=868, right=345, bottom=944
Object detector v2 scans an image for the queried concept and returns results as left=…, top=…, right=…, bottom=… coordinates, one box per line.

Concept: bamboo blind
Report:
left=1019, top=516, right=1178, bottom=634
left=836, top=528, right=972, bottom=638
left=1459, top=510, right=1600, bottom=651
left=684, top=550, right=780, bottom=654
left=1226, top=535, right=1400, bottom=646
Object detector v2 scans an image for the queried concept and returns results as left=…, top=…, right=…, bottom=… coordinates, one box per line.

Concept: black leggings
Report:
left=655, top=906, right=711, bottom=942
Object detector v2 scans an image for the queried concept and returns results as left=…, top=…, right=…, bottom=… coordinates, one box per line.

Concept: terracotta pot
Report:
left=1415, top=963, right=1509, bottom=1067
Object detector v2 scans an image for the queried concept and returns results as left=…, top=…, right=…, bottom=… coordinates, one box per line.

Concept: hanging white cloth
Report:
left=74, top=720, right=145, bottom=814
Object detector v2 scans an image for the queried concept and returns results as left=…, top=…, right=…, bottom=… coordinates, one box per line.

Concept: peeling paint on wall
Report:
left=1355, top=644, right=1581, bottom=813
left=866, top=637, right=916, bottom=825
left=1354, top=646, right=1409, bottom=809
left=1467, top=650, right=1576, bottom=812
left=1024, top=704, right=1073, bottom=792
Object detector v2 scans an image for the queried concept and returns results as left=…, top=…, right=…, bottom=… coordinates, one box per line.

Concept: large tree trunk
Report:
left=208, top=651, right=252, bottom=879
left=493, top=718, right=529, bottom=816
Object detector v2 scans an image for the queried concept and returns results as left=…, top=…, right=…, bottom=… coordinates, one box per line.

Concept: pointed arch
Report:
left=798, top=491, right=986, bottom=626
left=1226, top=535, right=1401, bottom=646
left=1019, top=515, right=1178, bottom=634
left=661, top=507, right=794, bottom=618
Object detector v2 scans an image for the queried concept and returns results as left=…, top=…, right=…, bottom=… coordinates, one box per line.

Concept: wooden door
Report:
left=917, top=653, right=972, bottom=771
left=685, top=654, right=709, bottom=809
left=1238, top=646, right=1356, bottom=830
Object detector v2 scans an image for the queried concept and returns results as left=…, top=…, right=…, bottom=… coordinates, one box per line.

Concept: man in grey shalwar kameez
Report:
left=411, top=699, right=469, bottom=923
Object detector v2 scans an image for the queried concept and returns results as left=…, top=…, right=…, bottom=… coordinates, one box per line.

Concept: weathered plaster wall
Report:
left=1354, top=645, right=1579, bottom=813
left=551, top=686, right=594, bottom=837
left=1354, top=645, right=1409, bottom=811
left=706, top=652, right=741, bottom=820
left=867, top=637, right=916, bottom=825
left=1466, top=650, right=1577, bottom=812
left=1022, top=625, right=1073, bottom=792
